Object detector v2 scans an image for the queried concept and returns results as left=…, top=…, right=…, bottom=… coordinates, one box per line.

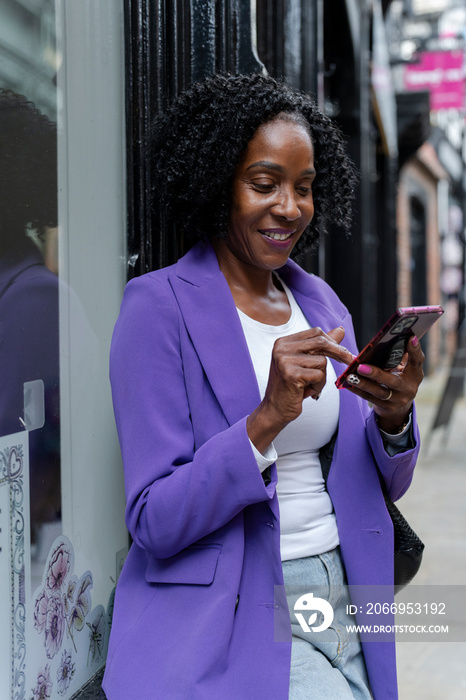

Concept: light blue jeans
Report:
left=282, top=547, right=373, bottom=700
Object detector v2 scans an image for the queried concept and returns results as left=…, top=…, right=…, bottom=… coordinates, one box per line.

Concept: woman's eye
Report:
left=251, top=181, right=274, bottom=191
left=297, top=185, right=312, bottom=195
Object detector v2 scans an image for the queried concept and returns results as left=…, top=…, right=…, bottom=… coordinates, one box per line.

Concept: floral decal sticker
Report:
left=31, top=536, right=108, bottom=699
left=43, top=593, right=65, bottom=659
left=87, top=607, right=106, bottom=664
left=46, top=543, right=72, bottom=592
left=31, top=665, right=52, bottom=700
left=65, top=574, right=92, bottom=640
left=33, top=542, right=73, bottom=660
left=57, top=650, right=75, bottom=695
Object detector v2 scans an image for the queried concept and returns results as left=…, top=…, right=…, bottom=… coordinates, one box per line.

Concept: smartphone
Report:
left=335, top=305, right=444, bottom=389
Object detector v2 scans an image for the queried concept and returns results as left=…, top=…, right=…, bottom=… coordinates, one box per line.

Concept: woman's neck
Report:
left=212, top=239, right=291, bottom=324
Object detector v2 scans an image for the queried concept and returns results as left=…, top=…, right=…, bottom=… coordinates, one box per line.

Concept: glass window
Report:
left=0, top=2, right=127, bottom=697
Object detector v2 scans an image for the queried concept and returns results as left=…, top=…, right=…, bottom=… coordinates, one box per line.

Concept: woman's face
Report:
left=217, top=116, right=315, bottom=275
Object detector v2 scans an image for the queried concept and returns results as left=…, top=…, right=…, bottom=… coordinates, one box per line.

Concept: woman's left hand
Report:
left=345, top=335, right=425, bottom=434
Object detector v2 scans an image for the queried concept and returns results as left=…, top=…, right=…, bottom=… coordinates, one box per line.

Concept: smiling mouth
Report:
left=259, top=229, right=296, bottom=241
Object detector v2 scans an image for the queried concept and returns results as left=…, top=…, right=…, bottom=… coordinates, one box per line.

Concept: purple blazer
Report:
left=103, top=241, right=420, bottom=700
left=0, top=239, right=59, bottom=437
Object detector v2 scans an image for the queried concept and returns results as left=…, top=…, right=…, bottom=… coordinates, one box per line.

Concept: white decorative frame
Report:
left=0, top=433, right=29, bottom=700
left=0, top=433, right=113, bottom=700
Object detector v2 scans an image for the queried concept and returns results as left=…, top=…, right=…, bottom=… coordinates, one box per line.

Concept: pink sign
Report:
left=404, top=50, right=465, bottom=111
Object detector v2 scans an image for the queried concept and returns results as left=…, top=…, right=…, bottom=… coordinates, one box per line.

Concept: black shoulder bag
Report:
left=319, top=431, right=424, bottom=594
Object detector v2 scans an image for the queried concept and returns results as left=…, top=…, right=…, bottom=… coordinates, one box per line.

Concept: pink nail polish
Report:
left=412, top=336, right=419, bottom=347
left=358, top=364, right=372, bottom=375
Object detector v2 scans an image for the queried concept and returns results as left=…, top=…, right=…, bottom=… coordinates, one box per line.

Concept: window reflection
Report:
left=0, top=0, right=57, bottom=121
left=0, top=4, right=128, bottom=694
left=0, top=0, right=59, bottom=590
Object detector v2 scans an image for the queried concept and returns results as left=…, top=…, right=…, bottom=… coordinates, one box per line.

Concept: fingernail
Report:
left=347, top=374, right=361, bottom=385
left=358, top=364, right=372, bottom=376
left=412, top=336, right=419, bottom=347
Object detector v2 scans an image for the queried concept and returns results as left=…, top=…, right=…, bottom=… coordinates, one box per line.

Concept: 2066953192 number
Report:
left=362, top=602, right=446, bottom=615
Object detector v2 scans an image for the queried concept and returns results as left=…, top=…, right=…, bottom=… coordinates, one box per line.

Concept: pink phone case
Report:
left=335, top=305, right=444, bottom=389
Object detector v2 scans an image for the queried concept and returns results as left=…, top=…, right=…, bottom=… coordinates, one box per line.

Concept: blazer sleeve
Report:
left=365, top=407, right=420, bottom=501
left=110, top=275, right=275, bottom=559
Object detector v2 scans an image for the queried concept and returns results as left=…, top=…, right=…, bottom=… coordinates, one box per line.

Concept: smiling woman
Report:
left=146, top=73, right=355, bottom=256
left=229, top=119, right=315, bottom=254
left=103, top=73, right=425, bottom=700
left=213, top=117, right=316, bottom=324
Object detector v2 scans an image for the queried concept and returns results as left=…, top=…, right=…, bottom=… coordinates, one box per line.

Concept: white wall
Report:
left=56, top=0, right=128, bottom=621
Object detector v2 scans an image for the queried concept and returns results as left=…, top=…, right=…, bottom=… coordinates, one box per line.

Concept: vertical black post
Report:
left=124, top=0, right=154, bottom=277
left=377, top=153, right=399, bottom=325
left=358, top=0, right=378, bottom=342
left=124, top=0, right=264, bottom=276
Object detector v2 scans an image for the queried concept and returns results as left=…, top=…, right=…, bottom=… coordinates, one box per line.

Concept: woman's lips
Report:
left=259, top=228, right=296, bottom=241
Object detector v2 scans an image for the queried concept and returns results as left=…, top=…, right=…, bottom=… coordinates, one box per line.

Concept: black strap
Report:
left=319, top=430, right=338, bottom=484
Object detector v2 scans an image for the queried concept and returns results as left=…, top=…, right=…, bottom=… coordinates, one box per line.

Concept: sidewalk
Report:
left=396, top=370, right=466, bottom=699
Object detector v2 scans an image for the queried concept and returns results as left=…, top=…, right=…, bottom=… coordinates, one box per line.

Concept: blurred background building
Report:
left=388, top=0, right=466, bottom=366
left=0, top=1, right=464, bottom=698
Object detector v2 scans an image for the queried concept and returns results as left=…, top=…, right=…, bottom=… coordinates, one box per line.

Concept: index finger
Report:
left=303, top=327, right=356, bottom=366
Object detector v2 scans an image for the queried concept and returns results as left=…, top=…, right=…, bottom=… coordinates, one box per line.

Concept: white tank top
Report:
left=237, top=278, right=340, bottom=560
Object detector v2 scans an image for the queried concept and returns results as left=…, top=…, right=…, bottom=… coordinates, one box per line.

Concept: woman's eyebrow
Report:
left=246, top=160, right=284, bottom=172
left=245, top=161, right=316, bottom=176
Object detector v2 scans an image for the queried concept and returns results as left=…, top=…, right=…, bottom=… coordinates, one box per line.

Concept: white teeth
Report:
left=262, top=231, right=293, bottom=241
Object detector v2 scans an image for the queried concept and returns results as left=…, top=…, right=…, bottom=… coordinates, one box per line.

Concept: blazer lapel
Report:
left=169, top=242, right=262, bottom=428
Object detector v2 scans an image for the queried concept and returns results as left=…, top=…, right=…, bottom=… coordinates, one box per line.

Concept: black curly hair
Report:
left=0, top=89, right=57, bottom=247
left=147, top=72, right=357, bottom=254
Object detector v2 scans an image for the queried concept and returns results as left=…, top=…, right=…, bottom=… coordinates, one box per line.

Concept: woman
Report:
left=103, top=74, right=423, bottom=700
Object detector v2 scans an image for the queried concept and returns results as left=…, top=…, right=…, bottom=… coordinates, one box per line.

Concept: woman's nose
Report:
left=271, top=187, right=300, bottom=220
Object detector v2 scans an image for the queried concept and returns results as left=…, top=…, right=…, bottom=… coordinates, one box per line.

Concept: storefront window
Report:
left=0, top=2, right=127, bottom=697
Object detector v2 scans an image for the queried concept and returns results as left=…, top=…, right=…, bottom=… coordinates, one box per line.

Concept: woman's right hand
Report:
left=246, top=326, right=354, bottom=454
